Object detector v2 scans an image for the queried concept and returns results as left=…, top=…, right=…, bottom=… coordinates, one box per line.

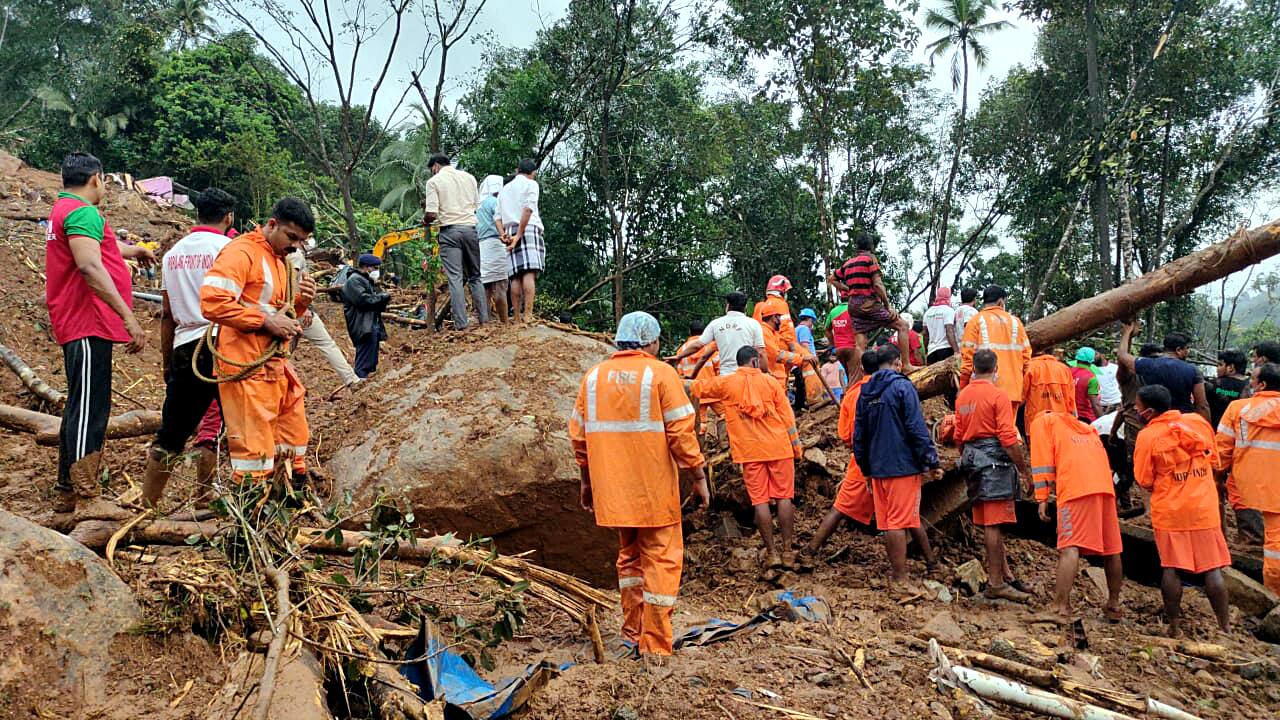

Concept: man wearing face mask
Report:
left=200, top=198, right=318, bottom=486
left=341, top=254, right=391, bottom=378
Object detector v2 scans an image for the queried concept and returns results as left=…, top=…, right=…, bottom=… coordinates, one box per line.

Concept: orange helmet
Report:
left=767, top=274, right=791, bottom=293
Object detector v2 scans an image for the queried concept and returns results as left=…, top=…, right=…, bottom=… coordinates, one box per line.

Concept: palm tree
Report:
left=923, top=0, right=1010, bottom=293
left=371, top=106, right=435, bottom=221
left=168, top=0, right=217, bottom=49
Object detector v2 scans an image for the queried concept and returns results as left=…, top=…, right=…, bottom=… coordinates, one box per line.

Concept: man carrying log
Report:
left=45, top=152, right=156, bottom=513
left=955, top=350, right=1034, bottom=603
left=1133, top=384, right=1231, bottom=637
left=569, top=311, right=708, bottom=663
left=141, top=187, right=236, bottom=507
left=854, top=345, right=941, bottom=593
left=690, top=346, right=802, bottom=578
left=199, top=198, right=317, bottom=487
left=959, top=285, right=1032, bottom=415
left=1030, top=409, right=1124, bottom=621
left=1214, top=362, right=1280, bottom=595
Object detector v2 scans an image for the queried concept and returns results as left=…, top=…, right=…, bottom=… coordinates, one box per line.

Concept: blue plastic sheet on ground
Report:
left=399, top=618, right=568, bottom=720
left=669, top=589, right=829, bottom=650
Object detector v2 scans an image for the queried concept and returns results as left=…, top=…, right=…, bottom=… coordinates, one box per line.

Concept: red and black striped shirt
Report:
left=834, top=252, right=879, bottom=298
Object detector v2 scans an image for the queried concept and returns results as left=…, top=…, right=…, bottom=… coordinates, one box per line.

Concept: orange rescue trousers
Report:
left=218, top=359, right=309, bottom=482
left=616, top=523, right=683, bottom=656
left=1265, top=511, right=1280, bottom=595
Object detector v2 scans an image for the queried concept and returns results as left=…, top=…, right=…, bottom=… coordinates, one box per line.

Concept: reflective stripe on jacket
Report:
left=200, top=230, right=305, bottom=366
left=1029, top=411, right=1113, bottom=503
left=959, top=306, right=1032, bottom=402
left=569, top=351, right=705, bottom=527
left=1215, top=391, right=1280, bottom=513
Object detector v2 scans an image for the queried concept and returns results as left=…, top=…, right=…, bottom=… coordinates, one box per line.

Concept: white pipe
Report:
left=1146, top=698, right=1203, bottom=720
left=951, top=665, right=1137, bottom=720
left=133, top=291, right=163, bottom=303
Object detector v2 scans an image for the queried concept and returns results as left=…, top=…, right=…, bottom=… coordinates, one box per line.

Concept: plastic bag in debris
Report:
left=674, top=590, right=830, bottom=650
left=399, top=617, right=568, bottom=719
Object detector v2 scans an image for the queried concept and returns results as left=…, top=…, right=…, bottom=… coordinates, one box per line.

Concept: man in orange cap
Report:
left=692, top=346, right=802, bottom=576
left=955, top=350, right=1034, bottom=602
left=1023, top=345, right=1077, bottom=430
left=753, top=274, right=797, bottom=347
left=1030, top=408, right=1124, bottom=620
left=760, top=308, right=803, bottom=389
left=1133, top=384, right=1231, bottom=636
left=570, top=311, right=708, bottom=662
left=200, top=198, right=317, bottom=487
left=1215, top=362, right=1280, bottom=594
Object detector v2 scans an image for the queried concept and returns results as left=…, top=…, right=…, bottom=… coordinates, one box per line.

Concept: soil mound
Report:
left=324, top=323, right=619, bottom=582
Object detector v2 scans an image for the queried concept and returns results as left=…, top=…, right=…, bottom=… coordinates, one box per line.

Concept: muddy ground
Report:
left=1, top=153, right=1279, bottom=719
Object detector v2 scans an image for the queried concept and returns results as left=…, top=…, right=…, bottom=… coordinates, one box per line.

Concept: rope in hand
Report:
left=193, top=256, right=299, bottom=385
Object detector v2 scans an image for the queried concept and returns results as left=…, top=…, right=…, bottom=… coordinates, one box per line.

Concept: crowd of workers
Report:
left=38, top=150, right=1280, bottom=669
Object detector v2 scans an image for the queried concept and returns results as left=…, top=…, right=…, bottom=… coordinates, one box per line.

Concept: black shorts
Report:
left=154, top=339, right=219, bottom=454
left=926, top=347, right=955, bottom=363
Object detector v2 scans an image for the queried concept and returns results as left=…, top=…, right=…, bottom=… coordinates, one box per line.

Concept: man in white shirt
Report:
left=922, top=286, right=960, bottom=363
left=955, top=287, right=979, bottom=334
left=425, top=153, right=488, bottom=329
left=669, top=291, right=767, bottom=376
left=497, top=158, right=545, bottom=323
left=141, top=188, right=236, bottom=507
left=1095, top=353, right=1122, bottom=411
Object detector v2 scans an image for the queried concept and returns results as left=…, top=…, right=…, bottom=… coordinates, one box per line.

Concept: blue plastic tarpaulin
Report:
left=399, top=618, right=566, bottom=720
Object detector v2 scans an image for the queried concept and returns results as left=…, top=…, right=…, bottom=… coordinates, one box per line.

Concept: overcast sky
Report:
left=213, top=1, right=1275, bottom=307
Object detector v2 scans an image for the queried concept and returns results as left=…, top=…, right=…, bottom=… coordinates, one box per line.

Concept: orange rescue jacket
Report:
left=691, top=367, right=800, bottom=463
left=1030, top=411, right=1114, bottom=503
left=1023, top=354, right=1077, bottom=424
left=1135, top=411, right=1220, bottom=531
left=569, top=350, right=705, bottom=528
left=200, top=230, right=309, bottom=367
left=954, top=379, right=1020, bottom=447
left=838, top=376, right=871, bottom=483
left=676, top=336, right=717, bottom=379
left=752, top=294, right=796, bottom=347
left=1215, top=390, right=1280, bottom=513
left=959, top=306, right=1033, bottom=403
left=762, top=324, right=801, bottom=384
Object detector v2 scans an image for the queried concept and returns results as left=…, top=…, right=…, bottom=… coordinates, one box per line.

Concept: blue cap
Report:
left=1075, top=347, right=1096, bottom=364
left=615, top=311, right=662, bottom=346
left=799, top=308, right=818, bottom=321
left=358, top=253, right=382, bottom=267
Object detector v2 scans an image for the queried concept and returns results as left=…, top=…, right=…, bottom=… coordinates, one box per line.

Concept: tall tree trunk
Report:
left=1085, top=0, right=1113, bottom=291
left=430, top=44, right=450, bottom=154
left=934, top=44, right=970, bottom=298
left=1117, top=176, right=1135, bottom=282
left=340, top=174, right=360, bottom=254
left=1028, top=189, right=1086, bottom=320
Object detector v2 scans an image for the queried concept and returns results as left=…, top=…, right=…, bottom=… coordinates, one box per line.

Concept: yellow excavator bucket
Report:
left=371, top=227, right=426, bottom=258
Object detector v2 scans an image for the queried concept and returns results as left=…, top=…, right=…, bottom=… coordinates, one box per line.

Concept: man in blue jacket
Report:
left=340, top=254, right=392, bottom=378
left=854, top=345, right=942, bottom=592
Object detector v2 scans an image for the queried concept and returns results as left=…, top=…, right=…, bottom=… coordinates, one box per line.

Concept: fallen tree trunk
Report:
left=913, top=219, right=1280, bottom=401
left=0, top=403, right=161, bottom=446
left=0, top=341, right=65, bottom=406
left=1026, top=219, right=1280, bottom=349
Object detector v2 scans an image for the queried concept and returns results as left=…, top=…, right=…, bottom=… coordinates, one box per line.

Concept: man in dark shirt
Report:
left=1120, top=329, right=1209, bottom=422
left=1252, top=341, right=1280, bottom=368
left=1208, top=349, right=1251, bottom=428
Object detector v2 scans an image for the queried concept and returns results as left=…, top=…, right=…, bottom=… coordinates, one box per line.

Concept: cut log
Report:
left=0, top=404, right=162, bottom=446
left=908, top=356, right=958, bottom=400
left=0, top=341, right=66, bottom=406
left=1222, top=567, right=1279, bottom=618
left=913, top=220, right=1280, bottom=400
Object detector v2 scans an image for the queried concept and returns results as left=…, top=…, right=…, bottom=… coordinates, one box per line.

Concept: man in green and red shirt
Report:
left=45, top=152, right=154, bottom=513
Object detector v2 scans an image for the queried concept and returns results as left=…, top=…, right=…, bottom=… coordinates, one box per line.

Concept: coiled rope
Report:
left=193, top=258, right=298, bottom=384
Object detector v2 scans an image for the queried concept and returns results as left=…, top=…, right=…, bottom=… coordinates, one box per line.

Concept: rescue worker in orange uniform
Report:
left=960, top=285, right=1032, bottom=414
left=955, top=350, right=1034, bottom=603
left=1133, top=385, right=1231, bottom=636
left=1214, top=362, right=1280, bottom=595
left=760, top=309, right=803, bottom=388
left=1023, top=346, right=1077, bottom=428
left=1030, top=409, right=1124, bottom=620
left=569, top=311, right=708, bottom=661
left=691, top=345, right=802, bottom=577
left=676, top=321, right=719, bottom=429
left=752, top=275, right=797, bottom=347
left=200, top=198, right=317, bottom=485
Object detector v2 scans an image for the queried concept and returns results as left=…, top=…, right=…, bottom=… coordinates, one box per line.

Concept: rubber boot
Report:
left=69, top=451, right=104, bottom=502
left=194, top=446, right=217, bottom=506
left=141, top=447, right=174, bottom=508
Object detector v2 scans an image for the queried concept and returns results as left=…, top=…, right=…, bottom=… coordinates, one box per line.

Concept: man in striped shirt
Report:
left=828, top=231, right=913, bottom=378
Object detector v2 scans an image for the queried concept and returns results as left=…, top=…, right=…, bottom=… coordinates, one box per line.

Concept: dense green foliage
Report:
left=4, top=0, right=1278, bottom=346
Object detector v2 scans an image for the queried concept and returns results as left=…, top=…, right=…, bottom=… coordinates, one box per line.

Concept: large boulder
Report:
left=0, top=508, right=143, bottom=708
left=328, top=325, right=619, bottom=582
